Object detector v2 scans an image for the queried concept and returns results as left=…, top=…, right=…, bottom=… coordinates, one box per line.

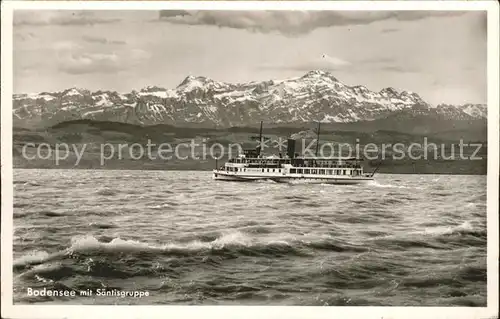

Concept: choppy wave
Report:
left=14, top=251, right=51, bottom=267
left=40, top=211, right=66, bottom=217
left=88, top=222, right=116, bottom=229
left=95, top=188, right=118, bottom=196
left=15, top=231, right=371, bottom=264
left=12, top=170, right=487, bottom=306
left=368, top=181, right=408, bottom=189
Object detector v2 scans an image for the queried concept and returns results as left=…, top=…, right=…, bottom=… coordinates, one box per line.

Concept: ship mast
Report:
left=214, top=121, right=219, bottom=169
left=257, top=120, right=263, bottom=157
left=315, top=121, right=321, bottom=157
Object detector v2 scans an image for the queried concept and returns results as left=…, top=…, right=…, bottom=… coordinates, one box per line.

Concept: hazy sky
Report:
left=13, top=10, right=487, bottom=105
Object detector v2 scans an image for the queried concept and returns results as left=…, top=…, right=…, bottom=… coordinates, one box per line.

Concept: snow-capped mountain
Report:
left=436, top=103, right=488, bottom=119
left=12, top=70, right=486, bottom=128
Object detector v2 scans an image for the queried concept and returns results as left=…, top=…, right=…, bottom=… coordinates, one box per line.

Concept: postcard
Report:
left=1, top=1, right=498, bottom=318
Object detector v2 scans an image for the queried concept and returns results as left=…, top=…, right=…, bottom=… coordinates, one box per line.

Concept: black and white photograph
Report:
left=1, top=1, right=498, bottom=318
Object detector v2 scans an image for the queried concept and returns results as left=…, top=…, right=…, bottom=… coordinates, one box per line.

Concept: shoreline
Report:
left=12, top=166, right=487, bottom=176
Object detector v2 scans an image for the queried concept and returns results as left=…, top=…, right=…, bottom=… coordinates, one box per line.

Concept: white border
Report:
left=1, top=1, right=498, bottom=319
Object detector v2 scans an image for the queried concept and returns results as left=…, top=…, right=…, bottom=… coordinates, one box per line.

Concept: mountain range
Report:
left=13, top=70, right=486, bottom=129
left=11, top=70, right=487, bottom=173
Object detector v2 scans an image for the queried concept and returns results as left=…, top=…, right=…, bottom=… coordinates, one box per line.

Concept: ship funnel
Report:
left=287, top=139, right=296, bottom=159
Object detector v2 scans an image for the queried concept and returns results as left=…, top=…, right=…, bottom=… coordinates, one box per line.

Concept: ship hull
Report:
left=212, top=170, right=373, bottom=184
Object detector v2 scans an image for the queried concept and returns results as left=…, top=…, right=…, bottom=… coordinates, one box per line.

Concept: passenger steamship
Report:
left=213, top=122, right=377, bottom=184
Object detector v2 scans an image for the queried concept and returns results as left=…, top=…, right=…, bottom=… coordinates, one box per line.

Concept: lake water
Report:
left=12, top=169, right=487, bottom=306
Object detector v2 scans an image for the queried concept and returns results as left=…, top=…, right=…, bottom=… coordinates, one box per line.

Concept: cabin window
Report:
left=267, top=169, right=270, bottom=172
left=272, top=169, right=275, bottom=172
left=319, top=169, right=325, bottom=175
left=304, top=169, right=310, bottom=174
left=327, top=170, right=333, bottom=175
left=262, top=169, right=264, bottom=172
left=343, top=170, right=346, bottom=175
left=290, top=169, right=296, bottom=173
left=297, top=169, right=302, bottom=174
left=311, top=169, right=317, bottom=174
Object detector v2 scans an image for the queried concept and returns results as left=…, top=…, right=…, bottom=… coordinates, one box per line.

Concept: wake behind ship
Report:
left=213, top=122, right=376, bottom=184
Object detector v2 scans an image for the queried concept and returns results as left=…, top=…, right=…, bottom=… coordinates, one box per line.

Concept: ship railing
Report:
left=292, top=164, right=362, bottom=169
